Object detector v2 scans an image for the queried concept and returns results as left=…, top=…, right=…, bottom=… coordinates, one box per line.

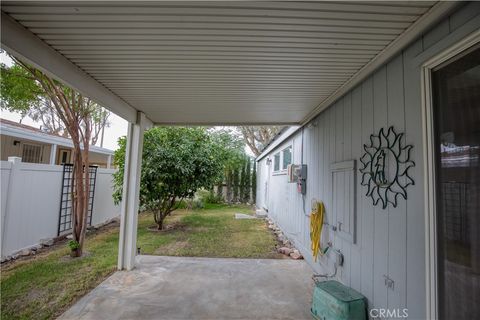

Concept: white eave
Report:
left=0, top=1, right=461, bottom=125
left=256, top=126, right=300, bottom=161
left=0, top=122, right=114, bottom=155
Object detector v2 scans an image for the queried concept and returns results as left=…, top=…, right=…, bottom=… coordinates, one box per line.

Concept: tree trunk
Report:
left=71, top=247, right=82, bottom=257
left=70, top=134, right=90, bottom=258
left=157, top=217, right=164, bottom=230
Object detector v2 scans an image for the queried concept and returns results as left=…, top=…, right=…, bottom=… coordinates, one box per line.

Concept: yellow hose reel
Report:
left=310, top=201, right=327, bottom=262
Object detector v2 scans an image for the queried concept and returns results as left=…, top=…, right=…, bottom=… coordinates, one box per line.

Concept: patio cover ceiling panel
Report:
left=2, top=1, right=440, bottom=124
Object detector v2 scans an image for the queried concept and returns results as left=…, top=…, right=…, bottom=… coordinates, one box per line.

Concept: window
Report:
left=273, top=153, right=280, bottom=171
left=272, top=145, right=292, bottom=173
left=22, top=144, right=43, bottom=163
left=282, top=147, right=292, bottom=170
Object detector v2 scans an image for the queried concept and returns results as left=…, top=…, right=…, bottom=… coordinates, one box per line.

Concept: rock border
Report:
left=266, top=217, right=303, bottom=260
left=1, top=217, right=120, bottom=263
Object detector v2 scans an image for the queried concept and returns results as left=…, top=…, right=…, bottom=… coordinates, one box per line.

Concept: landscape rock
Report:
left=19, top=249, right=31, bottom=256
left=290, top=252, right=303, bottom=260
left=255, top=209, right=268, bottom=218
left=277, top=247, right=293, bottom=255
left=40, top=238, right=54, bottom=247
left=66, top=234, right=73, bottom=239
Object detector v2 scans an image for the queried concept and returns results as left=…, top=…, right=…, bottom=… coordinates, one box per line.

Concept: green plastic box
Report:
left=311, top=280, right=366, bottom=320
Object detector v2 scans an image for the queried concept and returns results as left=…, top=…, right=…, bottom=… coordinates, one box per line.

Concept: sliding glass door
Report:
left=432, top=44, right=480, bottom=319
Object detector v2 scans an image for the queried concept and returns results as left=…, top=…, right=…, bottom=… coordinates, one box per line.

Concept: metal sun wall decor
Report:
left=359, top=126, right=415, bottom=209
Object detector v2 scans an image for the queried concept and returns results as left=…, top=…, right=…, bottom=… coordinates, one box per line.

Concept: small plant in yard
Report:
left=68, top=240, right=81, bottom=256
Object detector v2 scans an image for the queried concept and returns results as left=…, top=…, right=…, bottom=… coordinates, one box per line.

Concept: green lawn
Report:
left=1, top=204, right=280, bottom=320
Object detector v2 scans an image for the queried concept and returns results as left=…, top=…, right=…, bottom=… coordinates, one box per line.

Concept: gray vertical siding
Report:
left=256, top=3, right=480, bottom=318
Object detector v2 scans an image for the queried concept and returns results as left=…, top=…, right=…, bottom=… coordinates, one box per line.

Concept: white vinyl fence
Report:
left=0, top=157, right=120, bottom=258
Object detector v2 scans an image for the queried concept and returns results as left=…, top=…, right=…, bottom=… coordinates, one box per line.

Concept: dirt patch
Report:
left=154, top=240, right=190, bottom=255
left=59, top=251, right=92, bottom=262
left=185, top=226, right=210, bottom=232
left=147, top=222, right=186, bottom=233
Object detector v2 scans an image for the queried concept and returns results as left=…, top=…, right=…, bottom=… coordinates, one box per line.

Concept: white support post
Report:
left=117, top=112, right=147, bottom=271
left=107, top=154, right=112, bottom=169
left=50, top=144, right=57, bottom=165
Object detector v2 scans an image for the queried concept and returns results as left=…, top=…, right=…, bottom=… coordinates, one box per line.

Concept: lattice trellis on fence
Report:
left=57, top=164, right=98, bottom=236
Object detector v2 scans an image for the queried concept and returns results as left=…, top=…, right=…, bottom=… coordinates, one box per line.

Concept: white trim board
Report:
left=256, top=126, right=300, bottom=161
left=421, top=28, right=480, bottom=320
left=0, top=122, right=114, bottom=155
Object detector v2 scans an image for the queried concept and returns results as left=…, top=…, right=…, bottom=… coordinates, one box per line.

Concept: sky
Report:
left=1, top=51, right=129, bottom=151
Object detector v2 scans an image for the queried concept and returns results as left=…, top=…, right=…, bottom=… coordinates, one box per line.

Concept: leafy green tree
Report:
left=1, top=56, right=110, bottom=257
left=232, top=167, right=240, bottom=202
left=210, top=128, right=245, bottom=202
left=1, top=59, right=110, bottom=145
left=244, top=158, right=251, bottom=203
left=226, top=168, right=234, bottom=202
left=239, top=159, right=246, bottom=202
left=113, top=127, right=223, bottom=230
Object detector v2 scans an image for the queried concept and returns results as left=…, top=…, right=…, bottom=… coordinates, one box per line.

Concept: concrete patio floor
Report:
left=59, top=255, right=314, bottom=320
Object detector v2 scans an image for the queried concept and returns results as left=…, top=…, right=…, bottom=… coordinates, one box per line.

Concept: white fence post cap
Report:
left=7, top=157, right=22, bottom=164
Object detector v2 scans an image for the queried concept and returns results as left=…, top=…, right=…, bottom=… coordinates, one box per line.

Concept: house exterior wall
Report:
left=88, top=151, right=111, bottom=168
left=1, top=134, right=112, bottom=167
left=1, top=135, right=52, bottom=164
left=256, top=3, right=480, bottom=318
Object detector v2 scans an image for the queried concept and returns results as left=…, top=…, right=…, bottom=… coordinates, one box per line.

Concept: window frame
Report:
left=272, top=145, right=293, bottom=175
left=273, top=152, right=281, bottom=172
left=21, top=143, right=43, bottom=163
left=421, top=30, right=480, bottom=320
left=281, top=146, right=292, bottom=171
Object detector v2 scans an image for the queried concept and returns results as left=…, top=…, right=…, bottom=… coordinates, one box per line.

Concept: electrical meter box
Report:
left=287, top=164, right=307, bottom=194
left=287, top=164, right=307, bottom=183
left=311, top=280, right=366, bottom=320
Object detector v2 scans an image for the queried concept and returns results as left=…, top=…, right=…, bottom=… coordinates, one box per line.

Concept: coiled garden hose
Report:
left=310, top=201, right=327, bottom=262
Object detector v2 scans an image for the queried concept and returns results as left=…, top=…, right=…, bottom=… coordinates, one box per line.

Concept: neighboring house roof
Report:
left=0, top=118, right=114, bottom=155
